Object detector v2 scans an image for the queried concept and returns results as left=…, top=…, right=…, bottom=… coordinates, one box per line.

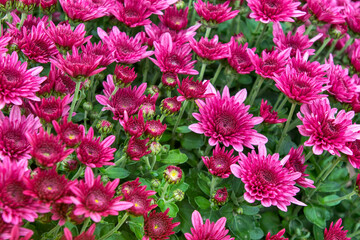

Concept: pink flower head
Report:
left=27, top=128, right=74, bottom=168
left=0, top=159, right=49, bottom=225
left=53, top=117, right=85, bottom=147
left=307, top=0, right=345, bottom=24
left=81, top=40, right=115, bottom=67
left=247, top=48, right=291, bottom=79
left=230, top=144, right=306, bottom=211
left=0, top=36, right=10, bottom=55
left=345, top=3, right=360, bottom=34
left=111, top=0, right=152, bottom=28
left=185, top=210, right=234, bottom=240
left=40, top=0, right=57, bottom=9
left=145, top=120, right=167, bottom=139
left=96, top=75, right=147, bottom=121
left=0, top=221, right=34, bottom=240
left=284, top=146, right=315, bottom=188
left=189, top=86, right=267, bottom=152
left=189, top=35, right=230, bottom=61
left=289, top=51, right=329, bottom=79
left=59, top=0, right=108, bottom=22
left=324, top=219, right=350, bottom=240
left=76, top=127, right=116, bottom=168
left=39, top=64, right=75, bottom=96
left=159, top=5, right=189, bottom=31
left=212, top=187, right=228, bottom=206
left=98, top=26, right=153, bottom=64
left=143, top=208, right=180, bottom=240
left=351, top=45, right=360, bottom=73
left=140, top=93, right=159, bottom=118
left=148, top=0, right=177, bottom=15
left=8, top=224, right=33, bottom=240
left=30, top=95, right=71, bottom=123
left=69, top=167, right=133, bottom=222
left=202, top=145, right=240, bottom=178
left=177, top=77, right=215, bottom=102
left=0, top=51, right=46, bottom=109
left=346, top=140, right=360, bottom=168
left=266, top=229, right=288, bottom=240
left=162, top=72, right=179, bottom=88
left=297, top=98, right=360, bottom=156
left=126, top=137, right=151, bottom=161
left=194, top=0, right=239, bottom=25
left=63, top=223, right=96, bottom=240
left=161, top=97, right=182, bottom=115
left=227, top=38, right=255, bottom=74
left=114, top=65, right=137, bottom=87
left=0, top=106, right=41, bottom=162
left=273, top=22, right=322, bottom=57
left=150, top=32, right=198, bottom=75
left=121, top=110, right=145, bottom=137
left=247, top=0, right=305, bottom=23
left=260, top=99, right=287, bottom=124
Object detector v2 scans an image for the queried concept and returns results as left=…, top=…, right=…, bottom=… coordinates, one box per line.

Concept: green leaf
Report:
left=176, top=126, right=191, bottom=133
left=250, top=227, right=264, bottom=240
left=158, top=149, right=188, bottom=165
left=105, top=167, right=130, bottom=179
left=128, top=216, right=144, bottom=240
left=197, top=178, right=210, bottom=196
left=319, top=195, right=341, bottom=206
left=313, top=225, right=325, bottom=240
left=194, top=196, right=210, bottom=209
left=318, top=181, right=341, bottom=192
left=304, top=205, right=330, bottom=229
left=158, top=199, right=180, bottom=217
left=181, top=133, right=204, bottom=150
left=240, top=204, right=260, bottom=215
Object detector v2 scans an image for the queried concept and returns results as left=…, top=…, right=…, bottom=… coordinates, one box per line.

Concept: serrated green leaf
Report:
left=105, top=167, right=130, bottom=179
left=158, top=149, right=188, bottom=165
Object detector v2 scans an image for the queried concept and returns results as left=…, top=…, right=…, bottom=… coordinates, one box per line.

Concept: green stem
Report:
left=68, top=81, right=81, bottom=122
left=276, top=102, right=296, bottom=153
left=248, top=76, right=264, bottom=106
left=151, top=154, right=157, bottom=170
left=323, top=191, right=356, bottom=204
left=275, top=96, right=288, bottom=112
left=324, top=39, right=339, bottom=60
left=310, top=37, right=331, bottom=62
left=198, top=63, right=207, bottom=81
left=107, top=155, right=127, bottom=171
left=305, top=151, right=313, bottom=161
left=142, top=58, right=149, bottom=83
left=348, top=229, right=360, bottom=238
left=211, top=64, right=222, bottom=85
left=41, top=225, right=61, bottom=240
left=47, top=124, right=51, bottom=134
left=161, top=182, right=170, bottom=200
left=172, top=100, right=189, bottom=138
left=71, top=165, right=85, bottom=180
left=99, top=213, right=129, bottom=240
left=204, top=27, right=211, bottom=39
left=17, top=12, right=27, bottom=30
left=188, top=0, right=193, bottom=7
left=159, top=114, right=166, bottom=123
left=209, top=176, right=218, bottom=197
left=337, top=37, right=353, bottom=57
left=273, top=94, right=284, bottom=110
left=304, top=24, right=313, bottom=36
left=80, top=218, right=91, bottom=233
left=254, top=24, right=268, bottom=49
left=190, top=5, right=196, bottom=26
left=197, top=144, right=213, bottom=170
left=84, top=110, right=88, bottom=131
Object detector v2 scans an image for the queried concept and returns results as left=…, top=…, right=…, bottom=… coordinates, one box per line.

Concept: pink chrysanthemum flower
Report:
left=148, top=0, right=177, bottom=14
left=140, top=93, right=159, bottom=118
left=162, top=72, right=179, bottom=88
left=189, top=35, right=230, bottom=62
left=111, top=0, right=152, bottom=28
left=260, top=99, right=287, bottom=124
left=69, top=167, right=133, bottom=222
left=161, top=97, right=182, bottom=115
left=284, top=146, right=315, bottom=188
left=273, top=66, right=329, bottom=104
left=50, top=202, right=78, bottom=226
left=0, top=219, right=34, bottom=240
left=63, top=223, right=96, bottom=240
left=76, top=127, right=116, bottom=168
left=8, top=224, right=33, bottom=240
left=0, top=51, right=46, bottom=109
left=177, top=77, right=214, bottom=102
left=230, top=145, right=306, bottom=211
left=346, top=140, right=360, bottom=168
left=0, top=159, right=49, bottom=225
left=98, top=27, right=153, bottom=64
left=212, top=187, right=228, bottom=206
left=247, top=0, right=305, bottom=23
left=30, top=95, right=71, bottom=123
left=202, top=145, right=240, bottom=178
left=189, top=86, right=267, bottom=152
left=159, top=5, right=189, bottom=31
left=273, top=22, right=322, bottom=57
left=351, top=46, right=360, bottom=73
left=307, top=0, right=345, bottom=24
left=0, top=36, right=10, bottom=55
left=345, top=3, right=360, bottom=34
left=96, top=75, right=146, bottom=121
left=289, top=51, right=329, bottom=79
left=143, top=209, right=180, bottom=240
left=121, top=110, right=145, bottom=137
left=46, top=21, right=91, bottom=51
left=27, top=128, right=74, bottom=168
left=59, top=0, right=107, bottom=22
left=185, top=210, right=234, bottom=240
left=81, top=41, right=115, bottom=67
left=39, top=64, right=75, bottom=96
left=194, top=0, right=239, bottom=24
left=114, top=65, right=137, bottom=87
left=266, top=229, right=288, bottom=240
left=150, top=32, right=198, bottom=75
left=0, top=106, right=41, bottom=162
left=297, top=98, right=360, bottom=156
left=324, top=219, right=350, bottom=240
left=145, top=120, right=167, bottom=139
left=227, top=38, right=255, bottom=74
left=126, top=137, right=151, bottom=161
left=53, top=118, right=85, bottom=147
left=247, top=48, right=291, bottom=79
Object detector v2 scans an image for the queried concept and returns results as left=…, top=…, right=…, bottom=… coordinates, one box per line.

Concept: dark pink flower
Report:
left=289, top=51, right=329, bottom=79
left=260, top=99, right=287, bottom=124
left=351, top=45, right=360, bottom=73
left=114, top=65, right=137, bottom=87
left=121, top=110, right=145, bottom=137
left=145, top=120, right=167, bottom=139
left=346, top=140, right=360, bottom=168
left=63, top=223, right=96, bottom=240
left=81, top=40, right=115, bottom=67
left=140, top=93, right=159, bottom=118
left=266, top=229, right=288, bottom=240
left=59, top=0, right=108, bottom=21
left=53, top=118, right=85, bottom=147
left=161, top=97, right=182, bottom=115
left=227, top=38, right=255, bottom=74
left=163, top=166, right=183, bottom=184
left=143, top=209, right=180, bottom=240
left=324, top=219, right=350, bottom=240
left=189, top=35, right=230, bottom=61
left=8, top=224, right=33, bottom=240
left=177, top=77, right=214, bottom=102
left=148, top=0, right=177, bottom=15
left=194, top=0, right=239, bottom=24
left=162, top=72, right=179, bottom=89
left=212, top=187, right=228, bottom=206
left=126, top=137, right=151, bottom=161
left=307, top=0, right=345, bottom=24
left=39, top=64, right=75, bottom=96
left=40, top=0, right=57, bottom=9
left=159, top=5, right=189, bottom=31
left=111, top=0, right=152, bottom=28
left=30, top=95, right=71, bottom=123
left=345, top=3, right=360, bottom=34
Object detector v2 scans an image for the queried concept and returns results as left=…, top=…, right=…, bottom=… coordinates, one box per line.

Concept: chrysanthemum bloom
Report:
left=260, top=100, right=287, bottom=124
left=30, top=95, right=71, bottom=123
left=98, top=27, right=153, bottom=64
left=39, top=64, right=75, bottom=97
left=202, top=145, right=240, bottom=178
left=297, top=98, right=360, bottom=156
left=346, top=140, right=360, bottom=168
left=189, top=35, right=230, bottom=62
left=307, top=0, right=345, bottom=24
left=69, top=167, right=133, bottom=222
left=284, top=146, right=315, bottom=188
left=345, top=3, right=360, bottom=34
left=51, top=46, right=106, bottom=82
left=81, top=41, right=115, bottom=67
left=27, top=129, right=74, bottom=168
left=121, top=110, right=145, bottom=137
left=189, top=86, right=267, bottom=152
left=266, top=229, right=288, bottom=240
left=351, top=46, right=360, bottom=73
left=8, top=225, right=33, bottom=240
left=111, top=0, right=152, bottom=28
left=194, top=0, right=239, bottom=25
left=126, top=137, right=151, bottom=161
left=0, top=159, right=49, bottom=225
left=40, top=0, right=57, bottom=10
left=0, top=220, right=34, bottom=240
left=76, top=127, right=116, bottom=168
left=53, top=118, right=85, bottom=147
left=145, top=120, right=167, bottom=139
left=185, top=210, right=234, bottom=240
left=163, top=166, right=183, bottom=184
left=149, top=0, right=177, bottom=15
left=50, top=202, right=73, bottom=225
left=273, top=22, right=322, bottom=57
left=227, top=38, right=255, bottom=74
left=230, top=145, right=306, bottom=211
left=114, top=65, right=137, bottom=88
left=247, top=48, right=291, bottom=79
left=0, top=106, right=41, bottom=162
left=0, top=51, right=46, bottom=109
left=121, top=178, right=157, bottom=216
left=161, top=72, right=179, bottom=89
left=0, top=36, right=10, bottom=55
left=159, top=5, right=188, bottom=31
left=24, top=168, right=75, bottom=204
left=247, top=0, right=305, bottom=23
left=150, top=32, right=198, bottom=75
left=324, top=219, right=350, bottom=240
left=161, top=97, right=182, bottom=115
left=96, top=75, right=146, bottom=121
left=212, top=187, right=228, bottom=206
left=289, top=51, right=329, bottom=79
left=143, top=208, right=180, bottom=240
left=140, top=93, right=159, bottom=118
left=273, top=66, right=330, bottom=104
left=177, top=77, right=214, bottom=102
left=63, top=223, right=96, bottom=240
left=59, top=0, right=107, bottom=22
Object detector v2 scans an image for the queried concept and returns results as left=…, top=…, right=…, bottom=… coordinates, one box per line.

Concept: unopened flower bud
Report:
left=148, top=85, right=160, bottom=96
left=211, top=187, right=228, bottom=206
left=151, top=179, right=161, bottom=188
left=64, top=159, right=78, bottom=172
left=114, top=65, right=137, bottom=87
left=233, top=32, right=246, bottom=45
left=162, top=72, right=179, bottom=89
left=173, top=189, right=185, bottom=201
left=164, top=165, right=183, bottom=184
left=176, top=0, right=185, bottom=9
left=101, top=175, right=110, bottom=183
left=161, top=97, right=182, bottom=116
left=150, top=141, right=162, bottom=155
left=83, top=102, right=93, bottom=111
left=97, top=120, right=113, bottom=135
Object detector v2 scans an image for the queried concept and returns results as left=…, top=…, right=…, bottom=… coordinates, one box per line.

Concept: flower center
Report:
left=259, top=169, right=276, bottom=184
left=215, top=112, right=237, bottom=135
left=86, top=190, right=109, bottom=212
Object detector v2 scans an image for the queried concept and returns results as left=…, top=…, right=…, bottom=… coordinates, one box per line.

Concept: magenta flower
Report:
left=63, top=223, right=96, bottom=240
left=189, top=86, right=267, bottom=152
left=81, top=41, right=115, bottom=67
left=30, top=95, right=71, bottom=123
left=227, top=38, right=255, bottom=74
left=0, top=221, right=33, bottom=240
left=114, top=65, right=137, bottom=87
left=231, top=145, right=306, bottom=211
left=0, top=51, right=46, bottom=109
left=194, top=0, right=239, bottom=24
left=126, top=137, right=151, bottom=161
left=289, top=51, right=329, bottom=79
left=98, top=26, right=153, bottom=64
left=177, top=77, right=214, bottom=102
left=189, top=35, right=230, bottom=61
left=260, top=99, right=287, bottom=124
left=212, top=187, right=228, bottom=206
left=324, top=219, right=350, bottom=240
left=161, top=97, right=182, bottom=115
left=39, top=64, right=75, bottom=96
left=59, top=0, right=108, bottom=22
left=143, top=209, right=180, bottom=240
left=266, top=229, right=288, bottom=240
left=351, top=45, right=360, bottom=73
left=53, top=117, right=85, bottom=147
left=307, top=0, right=345, bottom=24
left=297, top=98, right=360, bottom=156
left=159, top=5, right=189, bottom=31
left=345, top=3, right=360, bottom=34
left=346, top=140, right=360, bottom=169
left=145, top=120, right=167, bottom=139
left=148, top=0, right=177, bottom=14
left=150, top=32, right=198, bottom=75
left=247, top=0, right=305, bottom=23
left=76, top=127, right=116, bottom=168
left=121, top=110, right=145, bottom=137
left=185, top=210, right=234, bottom=240
left=140, top=93, right=159, bottom=118
left=111, top=0, right=152, bottom=28
left=69, top=167, right=133, bottom=222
